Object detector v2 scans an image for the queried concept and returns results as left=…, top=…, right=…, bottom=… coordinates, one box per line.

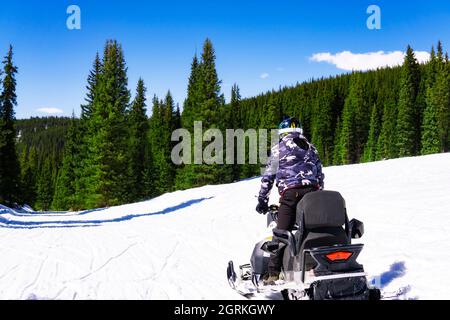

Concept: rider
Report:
left=256, top=116, right=324, bottom=285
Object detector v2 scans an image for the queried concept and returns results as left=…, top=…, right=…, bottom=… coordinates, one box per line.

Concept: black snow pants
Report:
left=268, top=186, right=315, bottom=273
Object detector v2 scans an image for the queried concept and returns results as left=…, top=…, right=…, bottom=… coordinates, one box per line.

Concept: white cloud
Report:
left=276, top=67, right=284, bottom=72
left=260, top=73, right=270, bottom=79
left=310, top=50, right=430, bottom=71
left=37, top=107, right=64, bottom=114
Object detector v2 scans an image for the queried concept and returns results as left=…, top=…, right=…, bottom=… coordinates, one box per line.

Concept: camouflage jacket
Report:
left=258, top=132, right=324, bottom=200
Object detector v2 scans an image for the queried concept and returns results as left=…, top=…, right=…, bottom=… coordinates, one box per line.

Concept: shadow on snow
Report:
left=0, top=197, right=213, bottom=229
left=370, top=261, right=407, bottom=289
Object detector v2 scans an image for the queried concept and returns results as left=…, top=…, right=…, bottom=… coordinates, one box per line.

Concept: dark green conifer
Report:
left=0, top=45, right=20, bottom=205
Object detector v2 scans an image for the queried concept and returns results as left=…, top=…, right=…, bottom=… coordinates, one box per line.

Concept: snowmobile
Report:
left=227, top=190, right=381, bottom=300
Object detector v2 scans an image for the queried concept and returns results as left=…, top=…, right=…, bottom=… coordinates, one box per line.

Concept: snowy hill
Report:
left=0, top=153, right=449, bottom=299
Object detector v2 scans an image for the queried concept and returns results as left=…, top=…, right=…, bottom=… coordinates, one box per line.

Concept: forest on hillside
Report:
left=15, top=117, right=72, bottom=209
left=0, top=39, right=449, bottom=210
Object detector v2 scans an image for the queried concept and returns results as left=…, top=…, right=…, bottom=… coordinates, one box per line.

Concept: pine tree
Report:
left=20, top=147, right=37, bottom=205
left=396, top=46, right=421, bottom=157
left=173, top=104, right=181, bottom=132
left=311, top=85, right=333, bottom=165
left=176, top=55, right=200, bottom=190
left=338, top=74, right=363, bottom=164
left=127, top=78, right=150, bottom=201
left=52, top=114, right=81, bottom=210
left=230, top=84, right=241, bottom=129
left=35, top=158, right=53, bottom=211
left=182, top=55, right=200, bottom=131
left=0, top=45, right=21, bottom=206
left=262, top=94, right=281, bottom=129
left=421, top=45, right=441, bottom=154
left=84, top=40, right=131, bottom=207
left=447, top=52, right=450, bottom=151
left=332, top=116, right=342, bottom=165
left=353, top=76, right=370, bottom=160
left=421, top=41, right=450, bottom=154
left=427, top=50, right=450, bottom=153
left=160, top=91, right=176, bottom=192
left=176, top=39, right=225, bottom=189
left=229, top=84, right=242, bottom=180
left=81, top=53, right=102, bottom=120
left=148, top=91, right=180, bottom=194
left=421, top=95, right=440, bottom=154
left=376, top=97, right=397, bottom=160
left=363, top=104, right=381, bottom=162
left=70, top=54, right=105, bottom=209
left=338, top=100, right=356, bottom=164
left=197, top=38, right=223, bottom=126
left=148, top=95, right=166, bottom=194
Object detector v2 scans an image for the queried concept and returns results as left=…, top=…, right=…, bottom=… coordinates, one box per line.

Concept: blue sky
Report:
left=0, top=0, right=449, bottom=119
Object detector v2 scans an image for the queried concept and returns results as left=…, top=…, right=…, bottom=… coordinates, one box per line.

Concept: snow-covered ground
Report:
left=0, top=153, right=449, bottom=300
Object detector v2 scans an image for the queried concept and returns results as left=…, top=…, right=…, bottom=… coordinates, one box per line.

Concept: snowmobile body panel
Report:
left=250, top=240, right=271, bottom=276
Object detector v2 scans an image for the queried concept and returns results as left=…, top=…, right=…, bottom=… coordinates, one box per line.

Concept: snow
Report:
left=0, top=153, right=449, bottom=299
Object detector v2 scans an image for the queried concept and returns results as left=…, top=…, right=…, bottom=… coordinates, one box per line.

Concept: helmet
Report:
left=278, top=116, right=303, bottom=135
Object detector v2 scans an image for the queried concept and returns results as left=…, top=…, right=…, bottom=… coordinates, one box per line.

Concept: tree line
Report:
left=15, top=116, right=71, bottom=209
left=52, top=40, right=182, bottom=210
left=1, top=39, right=449, bottom=210
left=233, top=41, right=449, bottom=175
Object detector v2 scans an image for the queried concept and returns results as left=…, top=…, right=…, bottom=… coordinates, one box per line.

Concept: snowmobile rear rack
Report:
left=301, top=244, right=365, bottom=282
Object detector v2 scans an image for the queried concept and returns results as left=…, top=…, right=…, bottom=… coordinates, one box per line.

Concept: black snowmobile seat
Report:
left=295, top=191, right=350, bottom=270
left=298, top=190, right=347, bottom=229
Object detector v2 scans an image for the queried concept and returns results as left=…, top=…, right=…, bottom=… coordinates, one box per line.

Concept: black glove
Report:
left=256, top=197, right=269, bottom=215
